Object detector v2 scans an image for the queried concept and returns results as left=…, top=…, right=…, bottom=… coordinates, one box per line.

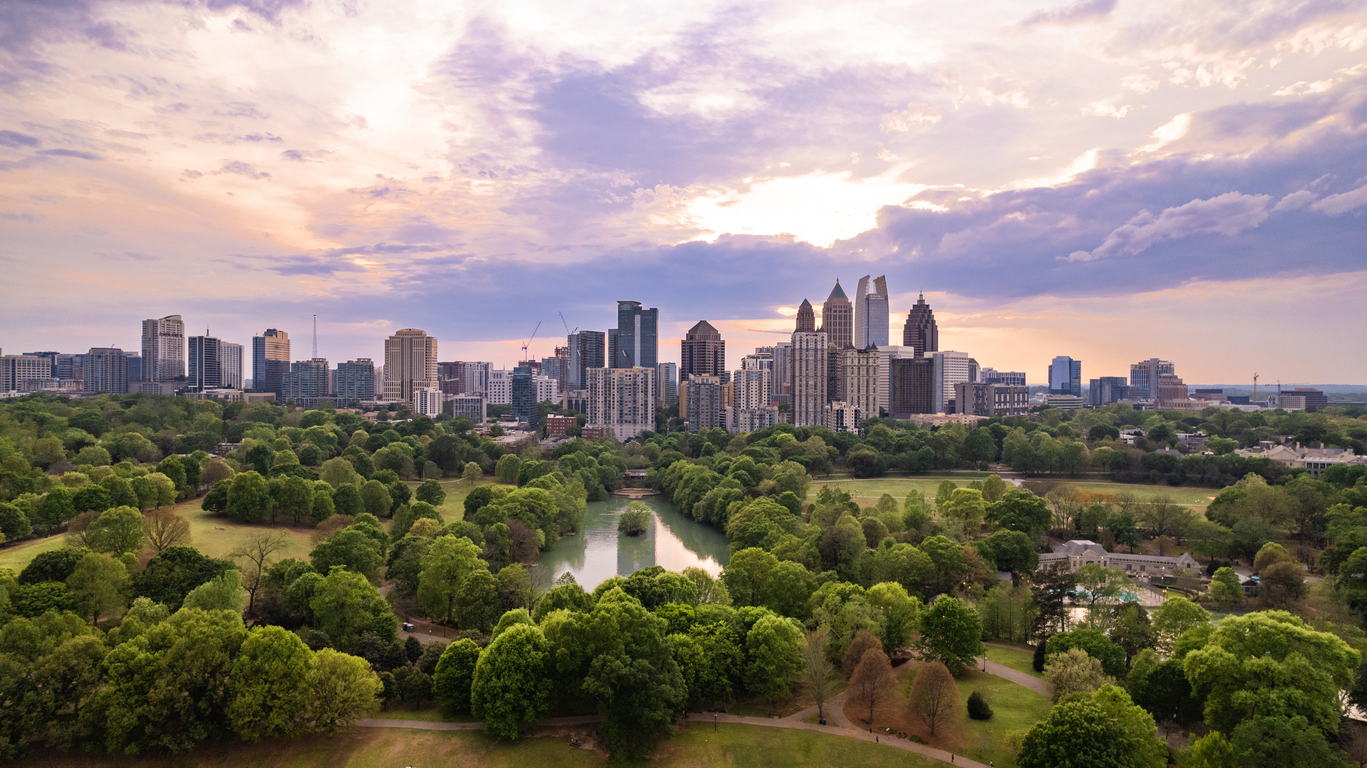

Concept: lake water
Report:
left=529, top=495, right=731, bottom=591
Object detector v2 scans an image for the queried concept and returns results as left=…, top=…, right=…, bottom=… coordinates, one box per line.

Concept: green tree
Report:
left=226, top=471, right=272, bottom=523
left=182, top=569, right=244, bottom=613
left=1208, top=566, right=1243, bottom=610
left=358, top=480, right=391, bottom=518
left=66, top=551, right=130, bottom=623
left=310, top=528, right=385, bottom=582
left=454, top=569, right=501, bottom=632
left=1017, top=685, right=1166, bottom=768
left=332, top=483, right=363, bottom=517
left=618, top=501, right=651, bottom=536
left=415, top=479, right=446, bottom=506
left=987, top=489, right=1053, bottom=536
left=942, top=488, right=987, bottom=532
left=865, top=582, right=920, bottom=652
left=227, top=625, right=312, bottom=740
left=318, top=457, right=360, bottom=489
left=1151, top=597, right=1210, bottom=655
left=86, top=505, right=148, bottom=555
left=1045, top=646, right=1110, bottom=701
left=495, top=454, right=522, bottom=485
left=417, top=535, right=488, bottom=623
left=744, top=614, right=805, bottom=704
left=913, top=596, right=984, bottom=675
left=309, top=566, right=397, bottom=652
left=301, top=648, right=382, bottom=731
left=471, top=623, right=550, bottom=739
left=134, top=545, right=233, bottom=611
left=432, top=638, right=481, bottom=714
left=1046, top=628, right=1126, bottom=679
left=462, top=462, right=481, bottom=484
left=271, top=476, right=314, bottom=526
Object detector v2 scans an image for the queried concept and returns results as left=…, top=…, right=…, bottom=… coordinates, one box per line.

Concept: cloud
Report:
left=193, top=132, right=283, bottom=144
left=1064, top=192, right=1272, bottom=263
left=37, top=148, right=103, bottom=160
left=882, top=103, right=942, bottom=132
left=1020, top=0, right=1117, bottom=27
left=1311, top=184, right=1367, bottom=215
left=1274, top=190, right=1317, bottom=211
left=0, top=130, right=41, bottom=148
left=217, top=161, right=270, bottom=179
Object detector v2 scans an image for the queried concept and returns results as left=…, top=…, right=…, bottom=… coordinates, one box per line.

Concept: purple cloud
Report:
left=1020, top=0, right=1117, bottom=27
left=38, top=148, right=103, bottom=160
left=0, top=130, right=41, bottom=148
left=1065, top=192, right=1273, bottom=263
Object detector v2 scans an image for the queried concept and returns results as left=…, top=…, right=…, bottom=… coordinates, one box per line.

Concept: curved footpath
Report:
left=355, top=649, right=1054, bottom=768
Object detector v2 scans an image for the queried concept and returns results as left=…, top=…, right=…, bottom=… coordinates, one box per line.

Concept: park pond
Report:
left=529, top=495, right=730, bottom=591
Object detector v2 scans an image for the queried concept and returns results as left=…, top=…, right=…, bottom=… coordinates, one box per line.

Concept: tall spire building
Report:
left=902, top=293, right=939, bottom=357
left=680, top=320, right=725, bottom=378
left=820, top=280, right=853, bottom=349
left=854, top=275, right=889, bottom=349
left=795, top=299, right=816, bottom=332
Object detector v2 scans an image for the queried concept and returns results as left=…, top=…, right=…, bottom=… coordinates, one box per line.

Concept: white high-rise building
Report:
left=83, top=348, right=129, bottom=394
left=930, top=350, right=972, bottom=414
left=414, top=387, right=443, bottom=418
left=533, top=375, right=559, bottom=404
left=734, top=367, right=771, bottom=410
left=463, top=361, right=491, bottom=395
left=854, top=275, right=890, bottom=349
left=1, top=355, right=52, bottom=392
left=587, top=367, right=655, bottom=440
left=221, top=342, right=243, bottom=389
left=487, top=369, right=512, bottom=405
left=791, top=330, right=829, bottom=427
left=142, top=314, right=186, bottom=382
left=383, top=329, right=438, bottom=406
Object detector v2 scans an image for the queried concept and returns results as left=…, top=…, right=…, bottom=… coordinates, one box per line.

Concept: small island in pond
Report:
left=617, top=501, right=651, bottom=536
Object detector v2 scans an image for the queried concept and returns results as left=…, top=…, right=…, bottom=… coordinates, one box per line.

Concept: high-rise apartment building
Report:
left=681, top=320, right=726, bottom=378
left=1157, top=373, right=1189, bottom=407
left=487, top=369, right=512, bottom=405
left=771, top=341, right=792, bottom=398
left=794, top=299, right=816, bottom=333
left=220, top=343, right=242, bottom=389
left=123, top=352, right=141, bottom=385
left=873, top=346, right=919, bottom=417
left=587, top=367, right=655, bottom=440
left=141, top=314, right=185, bottom=382
left=839, top=346, right=881, bottom=422
left=791, top=330, right=829, bottom=427
left=567, top=331, right=606, bottom=390
left=337, top=359, right=376, bottom=402
left=902, top=293, right=938, bottom=357
left=188, top=335, right=222, bottom=390
left=1089, top=376, right=1130, bottom=406
left=383, top=328, right=438, bottom=406
left=656, top=362, right=678, bottom=407
left=252, top=329, right=290, bottom=396
left=534, top=375, right=559, bottom=405
left=462, top=362, right=491, bottom=396
left=511, top=366, right=538, bottom=427
left=820, top=280, right=853, bottom=349
left=889, top=357, right=934, bottom=417
left=1129, top=358, right=1175, bottom=400
left=414, top=388, right=443, bottom=418
left=734, top=367, right=771, bottom=410
left=282, top=358, right=330, bottom=402
left=930, top=351, right=971, bottom=413
left=1, top=355, right=52, bottom=392
left=685, top=375, right=723, bottom=433
left=610, top=301, right=658, bottom=369
left=1048, top=356, right=1082, bottom=397
left=83, top=348, right=129, bottom=393
left=854, top=275, right=890, bottom=349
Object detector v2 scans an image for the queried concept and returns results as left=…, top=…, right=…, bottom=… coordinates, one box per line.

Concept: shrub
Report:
left=967, top=690, right=993, bottom=720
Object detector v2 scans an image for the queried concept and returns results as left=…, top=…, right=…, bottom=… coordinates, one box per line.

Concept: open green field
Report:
left=984, top=645, right=1043, bottom=679
left=820, top=476, right=1216, bottom=508
left=27, top=722, right=943, bottom=768
left=949, top=669, right=1051, bottom=768
left=0, top=477, right=505, bottom=574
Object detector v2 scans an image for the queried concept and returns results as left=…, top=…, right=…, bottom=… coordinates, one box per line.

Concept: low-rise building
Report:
left=545, top=414, right=577, bottom=436
left=444, top=394, right=487, bottom=424
left=1044, top=394, right=1085, bottom=410
left=1038, top=540, right=1199, bottom=579
left=955, top=382, right=1029, bottom=417
left=726, top=406, right=780, bottom=434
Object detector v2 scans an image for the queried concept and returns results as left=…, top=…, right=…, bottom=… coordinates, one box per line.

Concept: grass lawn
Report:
left=819, top=476, right=1215, bottom=509
left=403, top=477, right=503, bottom=525
left=984, top=645, right=1043, bottom=680
left=25, top=721, right=944, bottom=768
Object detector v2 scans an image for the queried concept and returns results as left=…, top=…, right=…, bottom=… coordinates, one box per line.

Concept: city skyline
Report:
left=2, top=1, right=1365, bottom=384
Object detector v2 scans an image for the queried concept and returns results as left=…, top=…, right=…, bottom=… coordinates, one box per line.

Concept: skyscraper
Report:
left=221, top=343, right=243, bottom=389
left=656, top=362, right=678, bottom=407
left=681, top=320, right=726, bottom=378
left=188, top=334, right=221, bottom=390
left=141, top=314, right=185, bottom=382
left=1089, top=376, right=1129, bottom=406
left=889, top=357, right=935, bottom=416
left=384, top=328, right=438, bottom=406
left=337, top=359, right=376, bottom=402
left=1048, top=356, right=1082, bottom=397
left=587, top=367, right=655, bottom=440
left=1129, top=358, right=1176, bottom=400
left=83, top=348, right=128, bottom=393
left=1, top=355, right=51, bottom=393
left=791, top=330, right=829, bottom=427
left=902, top=293, right=938, bottom=357
left=839, top=346, right=881, bottom=421
left=281, top=358, right=330, bottom=402
left=794, top=299, right=816, bottom=333
left=930, top=351, right=972, bottom=413
left=567, top=330, right=606, bottom=390
left=511, top=365, right=537, bottom=427
left=854, top=275, right=890, bottom=349
left=252, top=329, right=290, bottom=396
left=610, top=301, right=658, bottom=369
left=820, top=280, right=852, bottom=349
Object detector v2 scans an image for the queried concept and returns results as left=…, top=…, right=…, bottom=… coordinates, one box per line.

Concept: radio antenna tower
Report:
left=312, top=315, right=318, bottom=358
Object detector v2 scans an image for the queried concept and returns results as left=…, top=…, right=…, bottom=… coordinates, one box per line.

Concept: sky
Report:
left=1, top=0, right=1365, bottom=385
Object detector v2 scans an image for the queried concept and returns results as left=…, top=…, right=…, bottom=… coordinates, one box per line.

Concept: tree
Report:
left=319, top=457, right=360, bottom=489
left=228, top=625, right=312, bottom=740
left=495, top=454, right=522, bottom=485
left=271, top=476, right=314, bottom=526
left=967, top=690, right=993, bottom=720
left=848, top=646, right=894, bottom=722
left=800, top=624, right=837, bottom=720
left=66, top=552, right=130, bottom=623
left=842, top=629, right=883, bottom=679
left=1208, top=566, right=1243, bottom=610
left=415, top=479, right=446, bottom=506
left=144, top=507, right=191, bottom=553
left=226, top=471, right=272, bottom=523
left=1032, top=564, right=1075, bottom=638
left=417, top=535, right=488, bottom=623
left=432, top=638, right=481, bottom=714
left=359, top=480, right=391, bottom=518
left=302, top=649, right=382, bottom=731
left=309, top=566, right=397, bottom=652
left=454, top=569, right=501, bottom=632
left=231, top=531, right=288, bottom=616
left=1046, top=628, right=1126, bottom=679
left=471, top=623, right=550, bottom=739
left=618, top=501, right=651, bottom=536
left=182, top=569, right=245, bottom=613
left=134, top=545, right=233, bottom=611
left=908, top=660, right=959, bottom=735
left=743, top=613, right=805, bottom=704
left=913, top=596, right=984, bottom=676
left=462, top=462, right=481, bottom=484
left=86, top=505, right=148, bottom=555
left=1258, top=560, right=1306, bottom=609
left=1017, top=686, right=1166, bottom=768
left=1151, top=597, right=1210, bottom=655
left=865, top=582, right=920, bottom=652
left=1044, top=647, right=1110, bottom=701
left=310, top=528, right=385, bottom=582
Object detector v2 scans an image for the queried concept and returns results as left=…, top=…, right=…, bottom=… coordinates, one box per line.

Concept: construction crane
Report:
left=522, top=321, right=541, bottom=361
left=1253, top=373, right=1259, bottom=406
left=559, top=311, right=577, bottom=337
left=746, top=328, right=792, bottom=334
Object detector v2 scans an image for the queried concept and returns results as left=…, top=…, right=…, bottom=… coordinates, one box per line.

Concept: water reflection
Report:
left=530, top=495, right=731, bottom=591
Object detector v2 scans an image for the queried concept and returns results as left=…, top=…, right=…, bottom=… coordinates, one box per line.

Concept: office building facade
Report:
left=383, top=328, right=438, bottom=406
left=889, top=357, right=934, bottom=417
left=954, top=382, right=1029, bottom=417
left=1129, top=358, right=1175, bottom=400
left=2, top=355, right=54, bottom=392
left=610, top=301, right=658, bottom=369
left=337, top=359, right=376, bottom=402
left=854, top=275, right=890, bottom=349
left=142, top=314, right=185, bottom=382
left=83, top=348, right=129, bottom=393
left=656, top=362, right=678, bottom=407
left=1048, top=356, right=1082, bottom=397
left=1089, top=376, right=1130, bottom=406
left=790, top=330, right=829, bottom=427
left=252, top=329, right=290, bottom=395
left=838, top=346, right=881, bottom=422
left=930, top=351, right=971, bottom=414
left=587, top=367, right=655, bottom=440
left=567, top=331, right=606, bottom=390
left=445, top=394, right=487, bottom=423
left=282, top=358, right=330, bottom=402
left=902, top=293, right=939, bottom=357
left=794, top=298, right=816, bottom=333
left=681, top=320, right=726, bottom=378
left=820, top=280, right=853, bottom=349
left=188, top=335, right=221, bottom=390
left=981, top=368, right=1026, bottom=387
